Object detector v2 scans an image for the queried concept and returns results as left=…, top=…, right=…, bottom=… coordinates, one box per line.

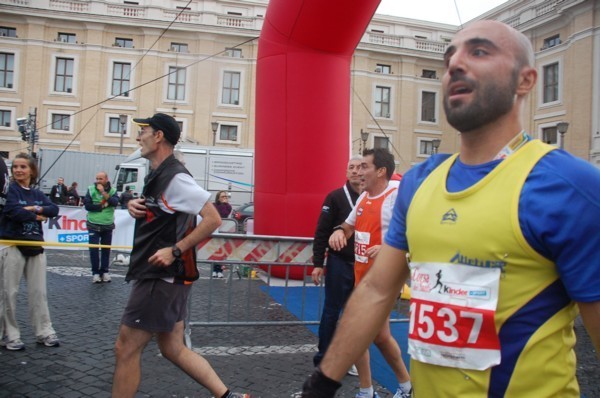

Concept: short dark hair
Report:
left=362, top=148, right=395, bottom=180
left=13, top=152, right=39, bottom=182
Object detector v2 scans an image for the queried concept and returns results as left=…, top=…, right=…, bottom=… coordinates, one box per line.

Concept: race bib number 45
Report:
left=408, top=262, right=501, bottom=370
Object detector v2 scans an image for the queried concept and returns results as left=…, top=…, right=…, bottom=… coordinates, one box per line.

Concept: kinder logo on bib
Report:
left=413, top=269, right=491, bottom=300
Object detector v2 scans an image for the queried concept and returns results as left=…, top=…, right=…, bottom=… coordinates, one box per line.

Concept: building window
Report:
left=0, top=109, right=11, bottom=127
left=112, top=62, right=131, bottom=97
left=421, top=91, right=436, bottom=123
left=542, top=35, right=561, bottom=50
left=374, top=136, right=389, bottom=150
left=225, top=48, right=242, bottom=58
left=0, top=52, right=14, bottom=89
left=542, top=126, right=558, bottom=146
left=543, top=62, right=559, bottom=103
left=376, top=64, right=391, bottom=74
left=51, top=114, right=70, bottom=131
left=115, top=38, right=133, bottom=48
left=419, top=140, right=434, bottom=156
left=422, top=69, right=437, bottom=79
left=375, top=86, right=391, bottom=118
left=108, top=117, right=126, bottom=135
left=167, top=67, right=186, bottom=101
left=222, top=71, right=240, bottom=105
left=170, top=42, right=188, bottom=53
left=54, top=57, right=74, bottom=93
left=227, top=11, right=242, bottom=16
left=0, top=27, right=16, bottom=37
left=219, top=125, right=238, bottom=142
left=57, top=32, right=76, bottom=43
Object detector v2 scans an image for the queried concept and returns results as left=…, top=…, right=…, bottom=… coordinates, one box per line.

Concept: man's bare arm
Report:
left=177, top=201, right=222, bottom=252
left=149, top=201, right=222, bottom=266
left=328, top=222, right=355, bottom=251
left=319, top=243, right=410, bottom=381
left=578, top=301, right=600, bottom=359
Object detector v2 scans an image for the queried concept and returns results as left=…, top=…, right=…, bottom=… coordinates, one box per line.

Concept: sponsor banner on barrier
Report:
left=42, top=206, right=135, bottom=250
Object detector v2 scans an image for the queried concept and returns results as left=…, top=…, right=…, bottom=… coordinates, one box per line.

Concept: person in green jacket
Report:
left=84, top=171, right=119, bottom=283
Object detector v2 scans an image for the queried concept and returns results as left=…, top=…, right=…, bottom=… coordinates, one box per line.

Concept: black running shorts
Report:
left=121, top=279, right=191, bottom=333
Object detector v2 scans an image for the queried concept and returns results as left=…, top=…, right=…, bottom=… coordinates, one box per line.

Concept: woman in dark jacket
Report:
left=1, top=153, right=60, bottom=351
left=213, top=190, right=232, bottom=218
left=211, top=191, right=232, bottom=278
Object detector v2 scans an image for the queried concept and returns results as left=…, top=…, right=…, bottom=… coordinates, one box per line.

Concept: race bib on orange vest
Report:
left=408, top=262, right=501, bottom=370
left=354, top=230, right=371, bottom=263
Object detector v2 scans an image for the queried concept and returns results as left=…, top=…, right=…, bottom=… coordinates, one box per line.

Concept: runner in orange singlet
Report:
left=328, top=148, right=411, bottom=398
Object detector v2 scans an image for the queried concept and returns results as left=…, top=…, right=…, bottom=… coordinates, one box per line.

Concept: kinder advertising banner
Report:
left=43, top=206, right=135, bottom=251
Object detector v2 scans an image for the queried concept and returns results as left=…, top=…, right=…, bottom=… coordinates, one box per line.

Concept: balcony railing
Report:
left=366, top=32, right=448, bottom=54
left=50, top=0, right=89, bottom=12
left=107, top=4, right=146, bottom=18
left=217, top=15, right=255, bottom=28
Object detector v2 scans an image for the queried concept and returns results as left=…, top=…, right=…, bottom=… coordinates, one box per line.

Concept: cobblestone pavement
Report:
left=0, top=250, right=598, bottom=398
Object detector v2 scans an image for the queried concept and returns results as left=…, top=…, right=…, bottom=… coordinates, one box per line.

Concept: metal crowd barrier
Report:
left=184, top=231, right=410, bottom=348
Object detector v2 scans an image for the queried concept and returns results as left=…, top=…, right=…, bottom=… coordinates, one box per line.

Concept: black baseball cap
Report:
left=133, top=113, right=180, bottom=145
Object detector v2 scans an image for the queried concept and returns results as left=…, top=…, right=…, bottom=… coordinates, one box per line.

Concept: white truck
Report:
left=36, top=148, right=128, bottom=196
left=115, top=144, right=254, bottom=206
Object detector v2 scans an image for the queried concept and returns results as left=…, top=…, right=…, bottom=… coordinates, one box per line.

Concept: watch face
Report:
left=172, top=246, right=182, bottom=257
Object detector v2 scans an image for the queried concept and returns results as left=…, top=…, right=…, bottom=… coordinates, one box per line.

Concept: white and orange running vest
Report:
left=346, top=184, right=397, bottom=284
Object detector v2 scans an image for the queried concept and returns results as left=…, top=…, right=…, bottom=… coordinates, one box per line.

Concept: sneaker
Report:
left=1, top=338, right=25, bottom=351
left=102, top=273, right=112, bottom=283
left=347, top=364, right=358, bottom=376
left=217, top=272, right=224, bottom=278
left=92, top=274, right=102, bottom=283
left=355, top=391, right=379, bottom=398
left=393, top=388, right=412, bottom=398
left=212, top=272, right=218, bottom=278
left=37, top=334, right=60, bottom=347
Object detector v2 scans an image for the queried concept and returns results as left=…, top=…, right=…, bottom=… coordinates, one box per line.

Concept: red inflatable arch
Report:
left=255, top=0, right=381, bottom=278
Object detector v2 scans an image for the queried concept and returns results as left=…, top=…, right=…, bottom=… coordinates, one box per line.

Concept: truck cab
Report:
left=114, top=145, right=254, bottom=206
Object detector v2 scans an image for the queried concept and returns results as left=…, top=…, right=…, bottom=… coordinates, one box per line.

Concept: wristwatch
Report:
left=171, top=245, right=182, bottom=258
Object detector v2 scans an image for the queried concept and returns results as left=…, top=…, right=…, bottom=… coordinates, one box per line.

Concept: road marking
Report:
left=193, top=344, right=317, bottom=356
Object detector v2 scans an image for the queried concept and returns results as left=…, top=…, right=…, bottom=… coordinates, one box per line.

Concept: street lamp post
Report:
left=360, top=129, right=369, bottom=153
left=432, top=138, right=441, bottom=155
left=556, top=122, right=569, bottom=150
left=119, top=114, right=127, bottom=155
left=211, top=122, right=219, bottom=146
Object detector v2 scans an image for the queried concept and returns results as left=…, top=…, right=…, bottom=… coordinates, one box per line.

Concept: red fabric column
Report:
left=255, top=0, right=381, bottom=278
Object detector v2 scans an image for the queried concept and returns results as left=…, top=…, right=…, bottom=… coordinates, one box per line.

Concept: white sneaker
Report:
left=347, top=364, right=358, bottom=376
left=102, top=273, right=111, bottom=283
left=212, top=272, right=218, bottom=278
left=217, top=272, right=224, bottom=278
left=1, top=337, right=25, bottom=351
left=355, top=391, right=379, bottom=398
left=393, top=387, right=412, bottom=398
left=92, top=274, right=102, bottom=283
left=36, top=334, right=60, bottom=347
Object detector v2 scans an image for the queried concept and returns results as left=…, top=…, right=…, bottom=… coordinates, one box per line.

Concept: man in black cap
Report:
left=112, top=113, right=251, bottom=398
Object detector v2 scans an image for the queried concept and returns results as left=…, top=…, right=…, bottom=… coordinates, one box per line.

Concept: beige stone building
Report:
left=0, top=0, right=598, bottom=172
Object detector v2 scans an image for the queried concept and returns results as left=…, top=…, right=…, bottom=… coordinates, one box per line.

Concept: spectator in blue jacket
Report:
left=1, top=153, right=60, bottom=351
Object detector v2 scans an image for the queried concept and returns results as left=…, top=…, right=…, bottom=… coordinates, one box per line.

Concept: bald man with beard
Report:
left=302, top=20, right=600, bottom=398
